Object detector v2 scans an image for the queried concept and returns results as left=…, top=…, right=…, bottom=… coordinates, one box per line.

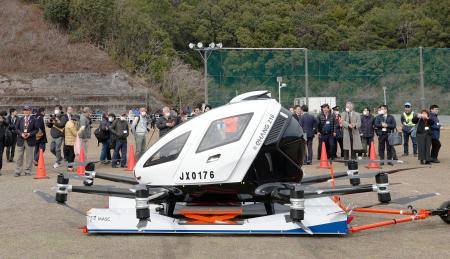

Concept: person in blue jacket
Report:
left=429, top=104, right=441, bottom=163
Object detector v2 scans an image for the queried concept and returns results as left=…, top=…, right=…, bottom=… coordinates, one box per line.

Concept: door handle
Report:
left=207, top=154, right=221, bottom=163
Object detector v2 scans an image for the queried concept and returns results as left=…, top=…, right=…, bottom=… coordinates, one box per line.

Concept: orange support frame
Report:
left=349, top=208, right=431, bottom=233
left=178, top=207, right=243, bottom=225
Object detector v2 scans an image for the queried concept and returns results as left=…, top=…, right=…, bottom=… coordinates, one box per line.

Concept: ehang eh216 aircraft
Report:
left=52, top=91, right=450, bottom=235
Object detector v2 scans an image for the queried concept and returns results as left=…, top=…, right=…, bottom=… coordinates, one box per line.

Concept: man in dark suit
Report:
left=298, top=105, right=317, bottom=165
left=15, top=105, right=38, bottom=177
left=6, top=108, right=18, bottom=162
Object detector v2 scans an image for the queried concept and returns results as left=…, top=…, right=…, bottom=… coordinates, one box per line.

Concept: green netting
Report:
left=207, top=48, right=449, bottom=113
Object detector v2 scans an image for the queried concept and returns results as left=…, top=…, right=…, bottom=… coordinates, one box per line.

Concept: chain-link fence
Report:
left=207, top=48, right=449, bottom=114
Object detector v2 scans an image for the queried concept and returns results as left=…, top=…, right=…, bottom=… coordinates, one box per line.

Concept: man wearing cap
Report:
left=400, top=102, right=417, bottom=157
left=14, top=106, right=38, bottom=176
left=317, top=104, right=336, bottom=160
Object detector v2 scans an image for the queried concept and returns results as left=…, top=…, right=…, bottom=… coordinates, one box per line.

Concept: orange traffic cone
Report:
left=319, top=142, right=330, bottom=169
left=366, top=141, right=380, bottom=169
left=77, top=146, right=86, bottom=176
left=127, top=144, right=136, bottom=172
left=35, top=148, right=49, bottom=179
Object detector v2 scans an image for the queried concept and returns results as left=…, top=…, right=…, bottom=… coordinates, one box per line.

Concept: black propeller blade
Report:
left=336, top=167, right=426, bottom=180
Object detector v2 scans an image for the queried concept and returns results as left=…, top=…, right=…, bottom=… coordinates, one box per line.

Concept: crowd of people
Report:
left=0, top=103, right=212, bottom=176
left=0, top=101, right=443, bottom=177
left=291, top=102, right=442, bottom=166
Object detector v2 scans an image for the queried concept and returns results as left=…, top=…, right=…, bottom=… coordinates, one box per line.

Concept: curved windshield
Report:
left=197, top=113, right=253, bottom=153
left=144, top=131, right=190, bottom=167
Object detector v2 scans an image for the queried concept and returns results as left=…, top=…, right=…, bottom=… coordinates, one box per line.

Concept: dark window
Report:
left=279, top=117, right=305, bottom=164
left=197, top=113, right=253, bottom=153
left=144, top=132, right=190, bottom=167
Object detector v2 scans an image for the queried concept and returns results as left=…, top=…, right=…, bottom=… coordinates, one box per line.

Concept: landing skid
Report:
left=85, top=197, right=348, bottom=235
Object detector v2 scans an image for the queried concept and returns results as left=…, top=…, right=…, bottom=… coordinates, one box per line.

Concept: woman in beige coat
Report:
left=341, top=102, right=362, bottom=161
left=64, top=115, right=79, bottom=171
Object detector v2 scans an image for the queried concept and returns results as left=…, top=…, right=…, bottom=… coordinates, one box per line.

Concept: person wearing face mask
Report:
left=332, top=106, right=344, bottom=159
left=110, top=113, right=129, bottom=168
left=78, top=107, right=92, bottom=154
left=400, top=102, right=417, bottom=157
left=429, top=104, right=441, bottom=163
left=46, top=105, right=68, bottom=168
left=317, top=104, right=336, bottom=160
left=98, top=113, right=113, bottom=164
left=412, top=110, right=435, bottom=164
left=359, top=107, right=375, bottom=157
left=157, top=106, right=176, bottom=138
left=374, top=105, right=397, bottom=165
left=64, top=114, right=80, bottom=171
left=132, top=107, right=151, bottom=160
left=341, top=102, right=362, bottom=161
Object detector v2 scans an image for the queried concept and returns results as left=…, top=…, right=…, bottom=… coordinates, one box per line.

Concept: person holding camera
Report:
left=110, top=113, right=129, bottom=168
left=46, top=105, right=68, bottom=168
left=132, top=107, right=151, bottom=160
left=412, top=110, right=434, bottom=165
left=157, top=106, right=176, bottom=138
left=14, top=106, right=38, bottom=177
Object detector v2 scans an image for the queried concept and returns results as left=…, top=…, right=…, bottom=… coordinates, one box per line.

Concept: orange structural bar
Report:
left=178, top=207, right=243, bottom=224
left=353, top=208, right=415, bottom=215
left=349, top=214, right=428, bottom=233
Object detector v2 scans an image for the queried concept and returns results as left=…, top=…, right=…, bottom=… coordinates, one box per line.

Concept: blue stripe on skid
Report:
left=87, top=220, right=348, bottom=235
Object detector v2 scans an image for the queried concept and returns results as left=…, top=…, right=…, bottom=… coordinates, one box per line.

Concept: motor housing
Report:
left=290, top=189, right=305, bottom=222
left=375, top=172, right=391, bottom=203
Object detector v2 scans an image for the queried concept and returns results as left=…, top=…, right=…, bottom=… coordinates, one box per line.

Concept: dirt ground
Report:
left=0, top=128, right=449, bottom=259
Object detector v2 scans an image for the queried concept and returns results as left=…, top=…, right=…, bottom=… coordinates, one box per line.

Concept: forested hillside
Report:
left=27, top=0, right=450, bottom=108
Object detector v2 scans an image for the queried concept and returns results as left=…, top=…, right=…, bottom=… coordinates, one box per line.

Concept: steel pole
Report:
left=305, top=48, right=309, bottom=105
left=419, top=47, right=425, bottom=109
left=278, top=82, right=281, bottom=104
left=204, top=49, right=208, bottom=104
left=383, top=87, right=387, bottom=105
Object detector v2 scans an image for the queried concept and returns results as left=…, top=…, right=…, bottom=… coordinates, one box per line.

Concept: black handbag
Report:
left=388, top=129, right=402, bottom=146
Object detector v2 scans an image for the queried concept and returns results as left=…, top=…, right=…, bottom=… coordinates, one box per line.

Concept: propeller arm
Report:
left=92, top=172, right=139, bottom=185
left=304, top=184, right=376, bottom=198
left=301, top=172, right=350, bottom=184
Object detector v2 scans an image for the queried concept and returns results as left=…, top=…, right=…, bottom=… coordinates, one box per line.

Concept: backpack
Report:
left=94, top=126, right=108, bottom=143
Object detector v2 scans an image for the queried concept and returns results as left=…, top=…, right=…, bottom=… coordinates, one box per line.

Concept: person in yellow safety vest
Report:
left=400, top=102, right=417, bottom=157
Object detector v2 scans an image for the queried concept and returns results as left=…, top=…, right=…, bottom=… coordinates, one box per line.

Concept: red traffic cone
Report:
left=35, top=148, right=49, bottom=179
left=319, top=142, right=330, bottom=169
left=77, top=146, right=86, bottom=176
left=127, top=144, right=136, bottom=172
left=366, top=141, right=380, bottom=169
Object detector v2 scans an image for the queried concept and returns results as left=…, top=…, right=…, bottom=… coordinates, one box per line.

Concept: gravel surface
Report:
left=0, top=129, right=449, bottom=259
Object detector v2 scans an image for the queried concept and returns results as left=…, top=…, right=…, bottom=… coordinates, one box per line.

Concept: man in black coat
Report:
left=6, top=108, right=18, bottom=162
left=374, top=105, right=396, bottom=165
left=298, top=105, right=317, bottom=165
left=0, top=111, right=8, bottom=175
left=317, top=104, right=336, bottom=160
left=34, top=108, right=48, bottom=165
left=15, top=106, right=38, bottom=176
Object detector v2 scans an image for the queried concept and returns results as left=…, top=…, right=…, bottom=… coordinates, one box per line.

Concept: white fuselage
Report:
left=134, top=98, right=282, bottom=186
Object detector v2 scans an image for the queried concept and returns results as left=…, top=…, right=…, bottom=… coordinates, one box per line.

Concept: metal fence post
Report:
left=419, top=46, right=425, bottom=109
